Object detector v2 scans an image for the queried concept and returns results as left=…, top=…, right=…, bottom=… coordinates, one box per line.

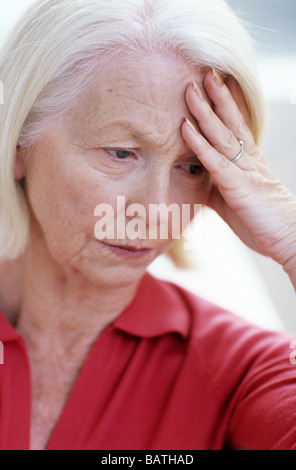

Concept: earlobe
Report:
left=14, top=146, right=26, bottom=180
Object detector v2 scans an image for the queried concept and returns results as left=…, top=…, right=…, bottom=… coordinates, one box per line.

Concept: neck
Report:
left=0, top=257, right=24, bottom=325
left=16, top=238, right=140, bottom=355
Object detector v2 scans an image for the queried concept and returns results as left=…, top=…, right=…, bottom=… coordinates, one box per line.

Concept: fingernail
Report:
left=185, top=117, right=198, bottom=134
left=192, top=79, right=205, bottom=101
left=212, top=68, right=224, bottom=88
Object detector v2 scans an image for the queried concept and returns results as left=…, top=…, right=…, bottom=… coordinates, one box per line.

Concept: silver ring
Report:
left=230, top=140, right=244, bottom=163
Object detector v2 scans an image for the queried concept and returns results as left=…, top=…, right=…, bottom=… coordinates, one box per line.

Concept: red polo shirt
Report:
left=0, top=272, right=296, bottom=450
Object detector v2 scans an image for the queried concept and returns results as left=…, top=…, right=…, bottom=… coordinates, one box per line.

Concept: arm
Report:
left=182, top=69, right=296, bottom=292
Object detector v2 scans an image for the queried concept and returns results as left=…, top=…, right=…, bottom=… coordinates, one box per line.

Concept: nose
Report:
left=127, top=162, right=171, bottom=213
left=125, top=164, right=181, bottom=240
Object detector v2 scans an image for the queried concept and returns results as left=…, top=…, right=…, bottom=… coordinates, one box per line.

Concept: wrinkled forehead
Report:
left=63, top=54, right=207, bottom=144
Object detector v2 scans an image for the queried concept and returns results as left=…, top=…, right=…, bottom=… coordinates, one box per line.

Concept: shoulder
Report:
left=117, top=271, right=295, bottom=375
left=145, top=272, right=295, bottom=370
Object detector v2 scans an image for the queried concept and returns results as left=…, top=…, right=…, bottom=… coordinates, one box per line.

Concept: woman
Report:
left=0, top=0, right=295, bottom=451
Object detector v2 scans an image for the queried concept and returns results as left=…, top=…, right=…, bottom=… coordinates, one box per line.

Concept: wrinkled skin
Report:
left=0, top=54, right=295, bottom=449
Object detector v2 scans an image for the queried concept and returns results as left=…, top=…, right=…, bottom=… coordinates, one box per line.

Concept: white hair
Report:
left=0, top=0, right=266, bottom=260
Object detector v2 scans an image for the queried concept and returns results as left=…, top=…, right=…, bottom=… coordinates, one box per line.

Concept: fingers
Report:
left=182, top=119, right=241, bottom=188
left=224, top=76, right=252, bottom=131
left=204, top=70, right=254, bottom=146
left=184, top=69, right=257, bottom=169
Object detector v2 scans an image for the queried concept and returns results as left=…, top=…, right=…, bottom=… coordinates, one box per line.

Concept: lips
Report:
left=105, top=243, right=151, bottom=252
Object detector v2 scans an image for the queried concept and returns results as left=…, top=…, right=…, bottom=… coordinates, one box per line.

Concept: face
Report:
left=20, top=55, right=212, bottom=287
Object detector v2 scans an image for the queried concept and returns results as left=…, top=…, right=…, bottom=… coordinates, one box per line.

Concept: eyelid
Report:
left=178, top=165, right=205, bottom=179
left=177, top=156, right=203, bottom=167
left=104, top=148, right=137, bottom=160
left=103, top=148, right=203, bottom=169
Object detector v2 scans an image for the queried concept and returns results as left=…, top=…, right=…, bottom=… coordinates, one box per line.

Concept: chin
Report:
left=63, top=238, right=166, bottom=288
left=75, top=259, right=150, bottom=289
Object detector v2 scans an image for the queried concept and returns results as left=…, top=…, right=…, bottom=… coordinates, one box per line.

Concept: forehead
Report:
left=66, top=54, right=204, bottom=143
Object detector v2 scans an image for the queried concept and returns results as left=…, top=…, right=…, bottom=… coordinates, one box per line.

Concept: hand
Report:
left=182, top=69, right=296, bottom=287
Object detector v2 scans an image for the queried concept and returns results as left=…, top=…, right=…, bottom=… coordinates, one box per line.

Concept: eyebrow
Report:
left=93, top=119, right=199, bottom=162
left=98, top=120, right=167, bottom=144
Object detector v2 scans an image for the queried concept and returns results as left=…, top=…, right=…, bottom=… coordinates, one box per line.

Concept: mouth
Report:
left=102, top=241, right=154, bottom=258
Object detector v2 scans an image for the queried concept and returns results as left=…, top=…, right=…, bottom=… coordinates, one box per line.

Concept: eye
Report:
left=107, top=149, right=135, bottom=160
left=180, top=161, right=204, bottom=175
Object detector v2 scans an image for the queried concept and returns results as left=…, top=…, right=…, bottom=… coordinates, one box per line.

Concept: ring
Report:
left=230, top=140, right=244, bottom=163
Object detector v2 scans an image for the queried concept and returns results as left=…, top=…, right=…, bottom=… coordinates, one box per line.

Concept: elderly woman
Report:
left=0, top=0, right=295, bottom=451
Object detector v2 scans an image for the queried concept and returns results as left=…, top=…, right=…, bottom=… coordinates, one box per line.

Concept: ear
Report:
left=14, top=145, right=26, bottom=180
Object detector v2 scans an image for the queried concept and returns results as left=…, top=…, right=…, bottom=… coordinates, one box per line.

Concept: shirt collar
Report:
left=0, top=272, right=190, bottom=343
left=113, top=272, right=190, bottom=339
left=0, top=311, right=21, bottom=343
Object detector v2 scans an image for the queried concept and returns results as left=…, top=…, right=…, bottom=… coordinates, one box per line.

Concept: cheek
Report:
left=25, top=156, right=109, bottom=261
left=177, top=179, right=212, bottom=238
left=173, top=171, right=212, bottom=207
left=198, top=175, right=213, bottom=203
